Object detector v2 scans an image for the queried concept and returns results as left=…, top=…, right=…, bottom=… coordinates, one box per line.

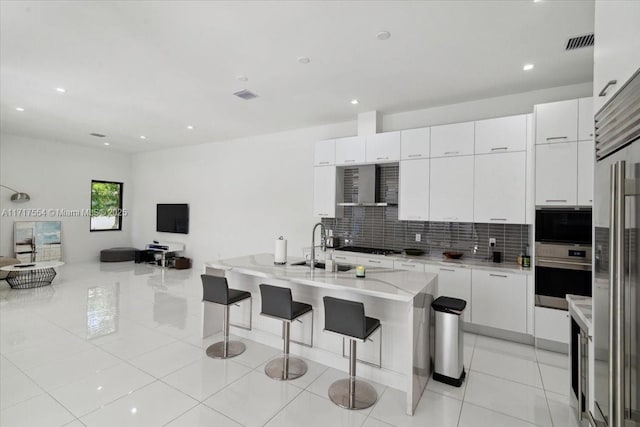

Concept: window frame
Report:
left=90, top=180, right=124, bottom=232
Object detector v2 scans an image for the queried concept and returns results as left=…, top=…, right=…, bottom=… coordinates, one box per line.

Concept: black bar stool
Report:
left=201, top=274, right=252, bottom=359
left=259, top=284, right=313, bottom=380
left=323, top=296, right=381, bottom=410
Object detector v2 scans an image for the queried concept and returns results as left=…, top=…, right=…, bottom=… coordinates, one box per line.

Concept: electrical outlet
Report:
left=415, top=233, right=421, bottom=242
left=489, top=238, right=497, bottom=247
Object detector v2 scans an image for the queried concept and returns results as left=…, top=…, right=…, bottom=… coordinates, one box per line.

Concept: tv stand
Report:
left=145, top=241, right=185, bottom=267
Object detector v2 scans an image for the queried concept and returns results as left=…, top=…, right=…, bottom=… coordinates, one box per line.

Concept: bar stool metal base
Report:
left=265, top=356, right=307, bottom=380
left=206, top=340, right=246, bottom=359
left=328, top=378, right=377, bottom=410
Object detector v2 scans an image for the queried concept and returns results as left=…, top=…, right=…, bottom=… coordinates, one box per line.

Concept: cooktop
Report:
left=335, top=246, right=401, bottom=256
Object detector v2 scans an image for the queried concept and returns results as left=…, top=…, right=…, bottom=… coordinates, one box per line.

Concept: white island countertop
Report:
left=205, top=253, right=436, bottom=302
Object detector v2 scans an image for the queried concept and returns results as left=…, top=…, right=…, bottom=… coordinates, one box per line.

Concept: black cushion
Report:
left=260, top=284, right=312, bottom=321
left=201, top=274, right=250, bottom=305
left=100, top=247, right=138, bottom=262
left=323, top=296, right=380, bottom=340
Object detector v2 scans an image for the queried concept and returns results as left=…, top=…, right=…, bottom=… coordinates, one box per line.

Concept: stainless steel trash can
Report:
left=432, top=296, right=467, bottom=387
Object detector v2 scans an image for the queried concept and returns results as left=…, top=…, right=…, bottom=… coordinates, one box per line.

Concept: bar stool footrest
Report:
left=328, top=378, right=377, bottom=410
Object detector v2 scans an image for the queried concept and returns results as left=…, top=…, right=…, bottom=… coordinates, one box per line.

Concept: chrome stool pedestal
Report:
left=205, top=302, right=247, bottom=359
left=264, top=321, right=307, bottom=380
left=328, top=340, right=377, bottom=410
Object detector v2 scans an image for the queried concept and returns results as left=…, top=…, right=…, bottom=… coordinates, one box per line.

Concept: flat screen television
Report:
left=156, top=204, right=189, bottom=234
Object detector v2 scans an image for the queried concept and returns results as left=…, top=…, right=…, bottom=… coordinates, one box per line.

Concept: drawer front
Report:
left=393, top=260, right=425, bottom=272
left=331, top=253, right=358, bottom=264
left=357, top=257, right=395, bottom=269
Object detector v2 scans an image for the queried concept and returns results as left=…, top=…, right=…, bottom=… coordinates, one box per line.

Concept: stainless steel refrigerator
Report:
left=593, top=67, right=640, bottom=427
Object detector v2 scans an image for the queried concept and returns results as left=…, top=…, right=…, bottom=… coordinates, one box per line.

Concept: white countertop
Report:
left=331, top=249, right=532, bottom=275
left=566, top=294, right=592, bottom=334
left=205, top=253, right=437, bottom=302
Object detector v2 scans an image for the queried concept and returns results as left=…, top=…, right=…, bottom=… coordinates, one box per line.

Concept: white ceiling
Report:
left=0, top=1, right=594, bottom=152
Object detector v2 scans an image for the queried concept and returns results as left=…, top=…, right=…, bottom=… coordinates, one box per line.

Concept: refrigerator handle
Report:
left=610, top=161, right=626, bottom=427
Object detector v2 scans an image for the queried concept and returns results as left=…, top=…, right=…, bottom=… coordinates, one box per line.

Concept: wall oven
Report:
left=535, top=209, right=592, bottom=311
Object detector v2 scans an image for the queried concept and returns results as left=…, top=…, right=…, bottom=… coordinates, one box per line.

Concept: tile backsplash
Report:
left=321, top=164, right=531, bottom=263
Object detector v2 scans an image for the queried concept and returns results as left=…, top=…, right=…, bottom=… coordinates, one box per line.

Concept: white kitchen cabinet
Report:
left=332, top=252, right=358, bottom=265
left=314, top=139, right=335, bottom=166
left=357, top=256, right=394, bottom=269
left=366, top=132, right=401, bottom=163
left=393, top=260, right=425, bottom=272
left=535, top=141, right=578, bottom=206
left=472, top=269, right=527, bottom=334
left=399, top=159, right=430, bottom=221
left=430, top=121, right=475, bottom=157
left=475, top=114, right=527, bottom=154
left=313, top=166, right=342, bottom=218
left=430, top=156, right=474, bottom=222
left=535, top=306, right=570, bottom=344
left=335, top=136, right=366, bottom=165
left=535, top=99, right=579, bottom=144
left=474, top=152, right=526, bottom=224
left=593, top=0, right=640, bottom=112
left=401, top=127, right=430, bottom=160
left=578, top=97, right=594, bottom=141
left=577, top=139, right=595, bottom=206
left=432, top=266, right=472, bottom=323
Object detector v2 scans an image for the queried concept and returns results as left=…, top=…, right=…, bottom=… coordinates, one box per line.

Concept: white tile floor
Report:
left=0, top=262, right=585, bottom=426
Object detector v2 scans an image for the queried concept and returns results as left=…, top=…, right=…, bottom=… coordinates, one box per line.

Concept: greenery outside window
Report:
left=90, top=180, right=123, bottom=231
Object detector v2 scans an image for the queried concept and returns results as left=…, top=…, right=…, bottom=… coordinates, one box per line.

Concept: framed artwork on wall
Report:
left=14, top=221, right=63, bottom=262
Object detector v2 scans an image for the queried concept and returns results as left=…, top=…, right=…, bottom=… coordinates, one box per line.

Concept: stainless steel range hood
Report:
left=336, top=164, right=398, bottom=207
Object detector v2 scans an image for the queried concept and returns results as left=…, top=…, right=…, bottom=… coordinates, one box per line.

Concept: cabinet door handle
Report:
left=489, top=273, right=508, bottom=278
left=439, top=268, right=455, bottom=272
left=318, top=213, right=329, bottom=217
left=400, top=263, right=415, bottom=267
left=318, top=161, right=330, bottom=165
left=444, top=151, right=459, bottom=155
left=367, top=260, right=381, bottom=264
left=376, top=157, right=389, bottom=160
left=344, top=159, right=355, bottom=163
left=598, top=80, right=617, bottom=97
left=490, top=218, right=507, bottom=221
left=545, top=199, right=567, bottom=203
left=335, top=256, right=346, bottom=260
left=407, top=154, right=422, bottom=158
left=491, top=147, right=508, bottom=151
left=546, top=136, right=568, bottom=141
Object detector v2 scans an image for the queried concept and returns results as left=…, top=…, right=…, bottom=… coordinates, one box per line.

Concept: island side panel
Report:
left=409, top=283, right=435, bottom=415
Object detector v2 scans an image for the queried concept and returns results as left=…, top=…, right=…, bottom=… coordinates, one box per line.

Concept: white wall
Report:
left=131, top=82, right=592, bottom=267
left=0, top=134, right=132, bottom=262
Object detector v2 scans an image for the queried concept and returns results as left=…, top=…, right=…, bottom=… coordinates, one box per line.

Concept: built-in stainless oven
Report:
left=535, top=242, right=592, bottom=310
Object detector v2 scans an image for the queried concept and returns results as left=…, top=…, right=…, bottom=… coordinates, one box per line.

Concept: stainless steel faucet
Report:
left=310, top=222, right=326, bottom=270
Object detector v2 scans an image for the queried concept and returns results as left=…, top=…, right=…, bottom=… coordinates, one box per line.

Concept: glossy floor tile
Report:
left=0, top=262, right=583, bottom=427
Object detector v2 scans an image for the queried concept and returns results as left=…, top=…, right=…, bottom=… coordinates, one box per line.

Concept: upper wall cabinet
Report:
left=578, top=97, right=594, bottom=141
left=430, top=155, right=474, bottom=222
left=400, top=127, right=430, bottom=160
left=366, top=132, right=401, bottom=163
left=335, top=136, right=366, bottom=165
left=475, top=114, right=527, bottom=154
left=474, top=152, right=526, bottom=224
left=535, top=141, right=578, bottom=206
left=314, top=139, right=335, bottom=166
left=399, top=159, right=430, bottom=221
left=430, top=122, right=474, bottom=157
left=313, top=166, right=343, bottom=218
left=593, top=0, right=640, bottom=112
left=535, top=99, right=578, bottom=144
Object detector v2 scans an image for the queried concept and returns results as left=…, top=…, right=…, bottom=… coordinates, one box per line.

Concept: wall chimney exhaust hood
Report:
left=337, top=164, right=397, bottom=207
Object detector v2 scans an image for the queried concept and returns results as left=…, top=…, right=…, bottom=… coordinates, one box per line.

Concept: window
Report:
left=90, top=180, right=123, bottom=231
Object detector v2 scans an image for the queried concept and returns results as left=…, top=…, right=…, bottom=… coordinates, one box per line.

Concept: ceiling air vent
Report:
left=233, top=89, right=258, bottom=100
left=89, top=133, right=106, bottom=138
left=565, top=33, right=594, bottom=50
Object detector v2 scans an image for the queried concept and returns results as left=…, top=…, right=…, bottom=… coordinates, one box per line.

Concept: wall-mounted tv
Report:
left=156, top=204, right=189, bottom=234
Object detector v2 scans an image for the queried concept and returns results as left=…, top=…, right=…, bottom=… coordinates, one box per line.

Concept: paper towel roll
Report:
left=274, top=236, right=287, bottom=264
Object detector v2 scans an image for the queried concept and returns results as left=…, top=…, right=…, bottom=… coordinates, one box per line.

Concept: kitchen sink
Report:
left=290, top=260, right=353, bottom=272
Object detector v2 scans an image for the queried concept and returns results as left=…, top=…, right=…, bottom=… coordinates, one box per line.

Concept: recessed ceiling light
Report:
left=297, top=56, right=310, bottom=64
left=533, top=0, right=542, bottom=3
left=131, top=408, right=137, bottom=414
left=55, top=87, right=66, bottom=93
left=103, top=142, right=110, bottom=146
left=376, top=31, right=391, bottom=41
left=236, top=75, right=248, bottom=82
left=187, top=125, right=194, bottom=130
left=140, top=135, right=147, bottom=140
left=15, top=107, right=25, bottom=112
left=523, top=63, right=535, bottom=71
left=350, top=99, right=359, bottom=105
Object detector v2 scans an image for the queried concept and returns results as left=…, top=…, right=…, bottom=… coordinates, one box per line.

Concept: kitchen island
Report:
left=203, top=253, right=437, bottom=415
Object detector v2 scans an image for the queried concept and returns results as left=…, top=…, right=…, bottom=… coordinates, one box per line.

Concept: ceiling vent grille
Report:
left=233, top=89, right=258, bottom=100
left=89, top=133, right=106, bottom=137
left=565, top=33, right=594, bottom=50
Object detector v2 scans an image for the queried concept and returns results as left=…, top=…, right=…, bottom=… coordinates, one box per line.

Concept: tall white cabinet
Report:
left=399, top=159, right=430, bottom=221
left=430, top=156, right=474, bottom=222
left=313, top=166, right=343, bottom=218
